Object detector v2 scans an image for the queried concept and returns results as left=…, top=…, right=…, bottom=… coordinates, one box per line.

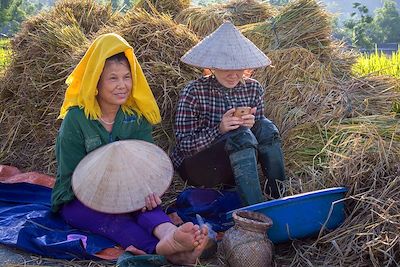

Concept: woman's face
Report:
left=97, top=60, right=132, bottom=109
left=213, top=69, right=245, bottom=89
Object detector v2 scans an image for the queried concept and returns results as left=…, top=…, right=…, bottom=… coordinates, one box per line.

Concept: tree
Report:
left=343, top=2, right=374, bottom=48
left=371, top=0, right=400, bottom=43
left=0, top=0, right=23, bottom=26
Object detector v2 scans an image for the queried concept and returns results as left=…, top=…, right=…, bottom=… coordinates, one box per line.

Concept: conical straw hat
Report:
left=181, top=21, right=271, bottom=70
left=72, top=140, right=173, bottom=214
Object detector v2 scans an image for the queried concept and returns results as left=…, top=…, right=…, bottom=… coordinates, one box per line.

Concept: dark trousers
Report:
left=177, top=116, right=286, bottom=198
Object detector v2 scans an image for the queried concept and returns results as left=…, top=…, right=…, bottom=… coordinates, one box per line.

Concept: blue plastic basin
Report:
left=226, top=187, right=348, bottom=244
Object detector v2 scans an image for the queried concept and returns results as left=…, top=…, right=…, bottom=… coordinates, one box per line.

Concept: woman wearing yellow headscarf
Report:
left=51, top=33, right=207, bottom=264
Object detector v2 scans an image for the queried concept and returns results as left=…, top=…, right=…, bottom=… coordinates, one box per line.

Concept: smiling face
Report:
left=213, top=69, right=245, bottom=89
left=97, top=55, right=132, bottom=110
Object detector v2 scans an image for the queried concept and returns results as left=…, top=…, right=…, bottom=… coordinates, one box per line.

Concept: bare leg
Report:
left=154, top=222, right=202, bottom=256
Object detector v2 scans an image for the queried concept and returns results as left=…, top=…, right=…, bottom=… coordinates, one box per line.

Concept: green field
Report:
left=0, top=38, right=11, bottom=72
left=353, top=50, right=400, bottom=79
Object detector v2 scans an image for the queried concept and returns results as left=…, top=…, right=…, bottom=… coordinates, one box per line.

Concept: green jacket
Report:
left=51, top=106, right=153, bottom=212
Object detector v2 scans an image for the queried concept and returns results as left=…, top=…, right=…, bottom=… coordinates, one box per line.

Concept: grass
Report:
left=0, top=38, right=11, bottom=72
left=352, top=50, right=400, bottom=79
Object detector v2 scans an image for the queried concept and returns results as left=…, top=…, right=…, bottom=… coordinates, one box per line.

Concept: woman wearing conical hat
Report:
left=171, top=21, right=286, bottom=206
left=51, top=33, right=208, bottom=264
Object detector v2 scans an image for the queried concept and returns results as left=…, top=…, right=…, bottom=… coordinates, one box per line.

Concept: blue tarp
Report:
left=0, top=182, right=116, bottom=260
left=175, top=188, right=242, bottom=232
left=0, top=183, right=242, bottom=260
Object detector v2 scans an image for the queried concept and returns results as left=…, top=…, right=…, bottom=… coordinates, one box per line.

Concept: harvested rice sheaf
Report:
left=280, top=115, right=400, bottom=266
left=96, top=8, right=200, bottom=153
left=254, top=47, right=346, bottom=134
left=135, top=0, right=191, bottom=18
left=175, top=6, right=224, bottom=37
left=345, top=76, right=400, bottom=116
left=284, top=115, right=400, bottom=189
left=240, top=0, right=332, bottom=56
left=175, top=0, right=277, bottom=37
left=323, top=40, right=358, bottom=79
left=0, top=6, right=200, bottom=173
left=0, top=0, right=121, bottom=173
left=222, top=0, right=277, bottom=26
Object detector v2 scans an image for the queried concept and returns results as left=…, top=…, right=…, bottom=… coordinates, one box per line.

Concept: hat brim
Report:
left=72, top=140, right=173, bottom=214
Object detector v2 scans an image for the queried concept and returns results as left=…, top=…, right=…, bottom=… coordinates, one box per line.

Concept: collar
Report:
left=209, top=75, right=245, bottom=93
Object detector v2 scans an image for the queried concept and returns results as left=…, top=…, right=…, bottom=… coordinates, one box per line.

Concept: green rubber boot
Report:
left=258, top=142, right=286, bottom=199
left=229, top=148, right=264, bottom=206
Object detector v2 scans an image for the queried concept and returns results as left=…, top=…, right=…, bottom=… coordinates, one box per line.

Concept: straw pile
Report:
left=0, top=4, right=199, bottom=173
left=344, top=76, right=400, bottom=116
left=253, top=47, right=347, bottom=135
left=324, top=40, right=358, bottom=79
left=94, top=8, right=200, bottom=153
left=175, top=0, right=277, bottom=37
left=0, top=0, right=400, bottom=266
left=280, top=115, right=400, bottom=266
left=240, top=0, right=358, bottom=80
left=240, top=0, right=332, bottom=56
left=284, top=115, right=400, bottom=179
left=0, top=0, right=121, bottom=173
left=240, top=1, right=400, bottom=265
left=135, top=0, right=190, bottom=18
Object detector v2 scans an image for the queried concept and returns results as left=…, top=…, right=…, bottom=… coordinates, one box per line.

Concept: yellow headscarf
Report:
left=58, top=33, right=161, bottom=125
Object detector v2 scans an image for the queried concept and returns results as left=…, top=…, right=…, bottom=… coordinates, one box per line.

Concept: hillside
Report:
left=322, top=0, right=400, bottom=21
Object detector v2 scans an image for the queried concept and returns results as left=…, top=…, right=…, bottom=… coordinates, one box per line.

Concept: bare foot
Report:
left=125, top=245, right=146, bottom=255
left=167, top=226, right=209, bottom=265
left=156, top=222, right=201, bottom=256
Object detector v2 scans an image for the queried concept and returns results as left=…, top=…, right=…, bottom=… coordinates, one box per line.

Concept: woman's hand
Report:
left=241, top=107, right=257, bottom=129
left=142, top=192, right=162, bottom=212
left=219, top=108, right=243, bottom=134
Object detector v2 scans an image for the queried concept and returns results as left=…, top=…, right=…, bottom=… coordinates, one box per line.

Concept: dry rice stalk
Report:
left=278, top=114, right=400, bottom=266
left=284, top=114, right=400, bottom=184
left=5, top=255, right=115, bottom=266
left=255, top=47, right=331, bottom=87
left=276, top=174, right=400, bottom=266
left=0, top=0, right=121, bottom=173
left=344, top=76, right=400, bottom=116
left=175, top=6, right=225, bottom=37
left=253, top=47, right=346, bottom=134
left=175, top=0, right=277, bottom=37
left=96, top=8, right=200, bottom=154
left=323, top=40, right=358, bottom=79
left=240, top=0, right=332, bottom=56
left=222, top=0, right=277, bottom=26
left=135, top=0, right=190, bottom=18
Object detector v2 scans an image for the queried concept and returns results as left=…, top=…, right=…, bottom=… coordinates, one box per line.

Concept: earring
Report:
left=95, top=89, right=98, bottom=95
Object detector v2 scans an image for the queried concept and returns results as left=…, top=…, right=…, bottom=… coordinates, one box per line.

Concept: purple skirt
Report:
left=60, top=199, right=171, bottom=253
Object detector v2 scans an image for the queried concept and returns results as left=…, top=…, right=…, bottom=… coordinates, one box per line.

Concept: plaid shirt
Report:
left=171, top=75, right=265, bottom=168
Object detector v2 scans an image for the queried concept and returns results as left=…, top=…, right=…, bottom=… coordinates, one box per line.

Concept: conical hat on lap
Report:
left=72, top=140, right=173, bottom=214
left=181, top=21, right=271, bottom=70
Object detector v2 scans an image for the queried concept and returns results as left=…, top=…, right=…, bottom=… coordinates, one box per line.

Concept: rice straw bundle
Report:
left=276, top=173, right=400, bottom=267
left=175, top=6, right=225, bottom=37
left=222, top=0, right=277, bottom=26
left=175, top=0, right=276, bottom=37
left=284, top=114, right=400, bottom=183
left=255, top=47, right=331, bottom=87
left=95, top=8, right=200, bottom=153
left=240, top=0, right=332, bottom=56
left=280, top=115, right=400, bottom=266
left=344, top=76, right=400, bottom=116
left=253, top=47, right=346, bottom=134
left=323, top=40, right=358, bottom=79
left=135, top=0, right=190, bottom=18
left=0, top=0, right=121, bottom=173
